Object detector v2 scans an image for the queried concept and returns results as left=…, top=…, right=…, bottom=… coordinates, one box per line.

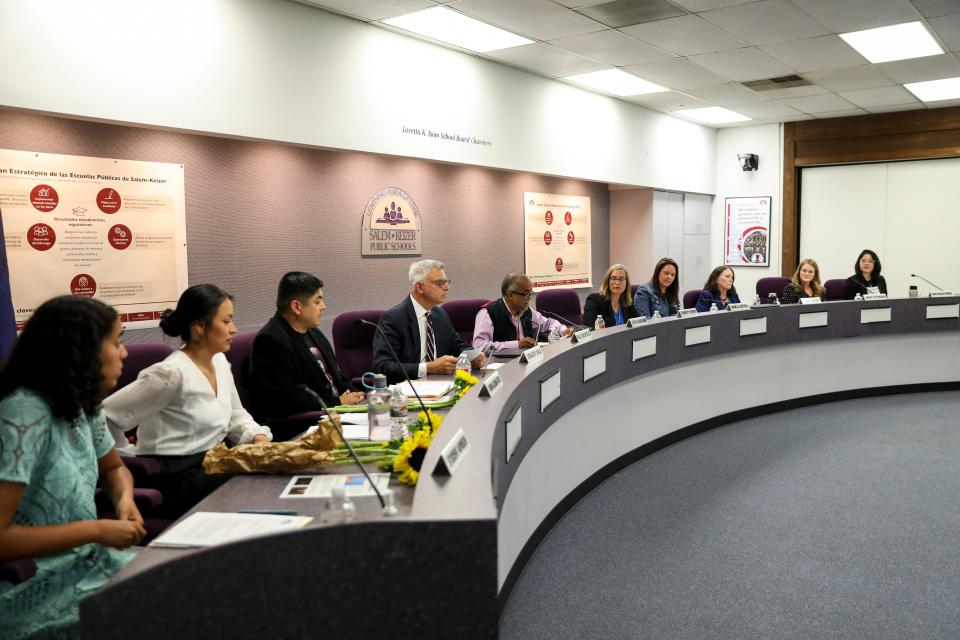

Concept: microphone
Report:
left=539, top=309, right=586, bottom=331
left=911, top=273, right=943, bottom=291
left=297, top=384, right=385, bottom=509
left=355, top=318, right=434, bottom=431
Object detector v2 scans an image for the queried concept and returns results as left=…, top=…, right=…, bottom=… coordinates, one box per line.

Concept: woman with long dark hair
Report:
left=0, top=295, right=145, bottom=639
left=104, top=284, right=271, bottom=516
left=842, top=249, right=887, bottom=299
left=634, top=258, right=680, bottom=318
left=695, top=265, right=740, bottom=312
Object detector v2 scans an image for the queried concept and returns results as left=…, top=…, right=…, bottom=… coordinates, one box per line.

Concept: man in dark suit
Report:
left=247, top=272, right=365, bottom=422
left=373, top=259, right=486, bottom=383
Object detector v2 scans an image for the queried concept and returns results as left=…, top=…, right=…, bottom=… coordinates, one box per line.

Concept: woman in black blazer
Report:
left=583, top=264, right=640, bottom=328
left=842, top=249, right=888, bottom=299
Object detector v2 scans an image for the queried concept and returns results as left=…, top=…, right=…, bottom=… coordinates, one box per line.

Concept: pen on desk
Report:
left=238, top=509, right=299, bottom=516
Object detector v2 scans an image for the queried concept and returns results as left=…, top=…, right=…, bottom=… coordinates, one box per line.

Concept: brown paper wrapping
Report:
left=202, top=418, right=343, bottom=474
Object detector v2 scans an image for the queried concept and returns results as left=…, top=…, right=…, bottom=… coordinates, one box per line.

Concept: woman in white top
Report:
left=104, top=284, right=271, bottom=516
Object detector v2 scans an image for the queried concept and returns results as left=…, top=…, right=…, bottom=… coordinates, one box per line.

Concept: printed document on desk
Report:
left=396, top=380, right=453, bottom=399
left=280, top=473, right=391, bottom=499
left=149, top=512, right=312, bottom=548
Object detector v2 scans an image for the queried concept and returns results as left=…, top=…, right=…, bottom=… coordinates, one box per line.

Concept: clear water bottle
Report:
left=367, top=373, right=390, bottom=440
left=652, top=310, right=661, bottom=319
left=547, top=327, right=561, bottom=343
left=709, top=302, right=718, bottom=313
left=854, top=292, right=863, bottom=301
left=594, top=316, right=605, bottom=331
left=753, top=294, right=761, bottom=306
left=455, top=352, right=471, bottom=376
left=325, top=486, right=356, bottom=524
left=389, top=386, right=408, bottom=440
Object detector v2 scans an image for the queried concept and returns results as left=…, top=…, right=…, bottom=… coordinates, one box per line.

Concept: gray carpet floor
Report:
left=499, top=391, right=960, bottom=640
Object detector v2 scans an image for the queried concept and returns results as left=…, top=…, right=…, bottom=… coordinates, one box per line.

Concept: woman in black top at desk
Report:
left=842, top=249, right=887, bottom=299
left=695, top=265, right=740, bottom=312
left=782, top=258, right=826, bottom=303
left=583, top=264, right=639, bottom=328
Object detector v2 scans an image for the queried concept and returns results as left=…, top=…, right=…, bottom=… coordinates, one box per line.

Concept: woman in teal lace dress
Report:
left=0, top=296, right=146, bottom=639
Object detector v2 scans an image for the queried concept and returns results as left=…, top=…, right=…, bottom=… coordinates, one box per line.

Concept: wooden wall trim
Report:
left=782, top=106, right=960, bottom=275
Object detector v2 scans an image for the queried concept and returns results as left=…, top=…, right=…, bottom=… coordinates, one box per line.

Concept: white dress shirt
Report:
left=410, top=295, right=432, bottom=378
left=104, top=350, right=272, bottom=456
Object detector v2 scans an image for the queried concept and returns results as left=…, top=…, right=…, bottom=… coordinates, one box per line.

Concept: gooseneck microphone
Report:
left=911, top=273, right=944, bottom=291
left=298, top=384, right=385, bottom=509
left=355, top=318, right=433, bottom=429
left=539, top=309, right=586, bottom=331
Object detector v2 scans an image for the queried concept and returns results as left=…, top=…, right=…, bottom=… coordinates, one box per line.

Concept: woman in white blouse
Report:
left=104, top=284, right=271, bottom=516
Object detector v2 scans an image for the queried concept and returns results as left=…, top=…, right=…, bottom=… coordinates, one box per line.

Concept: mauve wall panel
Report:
left=0, top=110, right=610, bottom=342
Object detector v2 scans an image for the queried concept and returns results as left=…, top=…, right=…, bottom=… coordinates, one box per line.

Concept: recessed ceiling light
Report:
left=564, top=69, right=667, bottom=97
left=904, top=76, right=960, bottom=101
left=673, top=107, right=751, bottom=124
left=839, top=21, right=942, bottom=64
left=382, top=7, right=533, bottom=53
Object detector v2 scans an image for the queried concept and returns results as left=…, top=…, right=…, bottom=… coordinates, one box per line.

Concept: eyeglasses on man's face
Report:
left=508, top=290, right=535, bottom=299
left=425, top=279, right=452, bottom=288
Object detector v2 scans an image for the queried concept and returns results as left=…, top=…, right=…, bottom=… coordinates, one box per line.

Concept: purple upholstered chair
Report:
left=535, top=289, right=583, bottom=327
left=756, top=277, right=791, bottom=302
left=0, top=558, right=37, bottom=585
left=225, top=332, right=256, bottom=411
left=113, top=343, right=173, bottom=393
left=442, top=298, right=489, bottom=346
left=824, top=278, right=846, bottom=301
left=682, top=289, right=702, bottom=310
left=332, top=310, right=384, bottom=382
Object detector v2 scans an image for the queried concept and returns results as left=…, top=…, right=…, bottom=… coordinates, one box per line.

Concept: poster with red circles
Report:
left=523, top=192, right=591, bottom=291
left=0, top=149, right=188, bottom=330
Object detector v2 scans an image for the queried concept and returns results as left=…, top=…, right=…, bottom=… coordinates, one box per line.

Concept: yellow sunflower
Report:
left=393, top=428, right=434, bottom=485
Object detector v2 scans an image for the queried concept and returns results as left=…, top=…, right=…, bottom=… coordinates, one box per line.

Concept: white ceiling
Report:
left=294, top=0, right=960, bottom=127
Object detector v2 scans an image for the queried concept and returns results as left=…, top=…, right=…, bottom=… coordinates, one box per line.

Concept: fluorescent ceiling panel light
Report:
left=564, top=69, right=668, bottom=97
left=673, top=107, right=751, bottom=124
left=839, top=21, right=942, bottom=64
left=905, top=76, right=960, bottom=101
left=382, top=7, right=533, bottom=53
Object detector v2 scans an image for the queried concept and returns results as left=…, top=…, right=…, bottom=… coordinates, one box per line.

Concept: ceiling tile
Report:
left=619, top=14, right=746, bottom=56
left=688, top=47, right=795, bottom=81
left=576, top=0, right=686, bottom=29
left=485, top=42, right=608, bottom=77
left=624, top=90, right=708, bottom=110
left=301, top=0, right=434, bottom=21
left=684, top=82, right=766, bottom=104
left=839, top=85, right=919, bottom=107
left=699, top=0, right=830, bottom=46
left=876, top=53, right=960, bottom=83
left=802, top=65, right=896, bottom=91
left=550, top=29, right=674, bottom=65
left=758, top=84, right=828, bottom=99
left=622, top=58, right=728, bottom=88
left=790, top=0, right=920, bottom=32
left=760, top=35, right=867, bottom=73
left=864, top=103, right=926, bottom=113
left=813, top=108, right=870, bottom=118
left=783, top=93, right=856, bottom=112
left=734, top=101, right=804, bottom=117
left=553, top=0, right=610, bottom=7
left=450, top=0, right=604, bottom=40
left=669, top=0, right=757, bottom=11
left=910, top=0, right=960, bottom=19
left=929, top=13, right=960, bottom=52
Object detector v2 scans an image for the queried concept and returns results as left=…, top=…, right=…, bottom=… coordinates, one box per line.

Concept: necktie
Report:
left=424, top=312, right=435, bottom=362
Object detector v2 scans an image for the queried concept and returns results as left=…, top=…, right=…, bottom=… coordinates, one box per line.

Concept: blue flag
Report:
left=0, top=209, right=17, bottom=361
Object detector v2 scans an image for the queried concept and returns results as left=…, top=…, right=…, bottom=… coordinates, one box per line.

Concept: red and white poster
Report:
left=0, top=149, right=188, bottom=330
left=524, top=192, right=591, bottom=290
left=724, top=196, right=771, bottom=267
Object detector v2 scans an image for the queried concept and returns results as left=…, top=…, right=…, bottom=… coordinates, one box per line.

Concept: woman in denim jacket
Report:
left=634, top=258, right=680, bottom=318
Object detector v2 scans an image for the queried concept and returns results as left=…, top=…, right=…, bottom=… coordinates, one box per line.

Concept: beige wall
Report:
left=609, top=188, right=653, bottom=285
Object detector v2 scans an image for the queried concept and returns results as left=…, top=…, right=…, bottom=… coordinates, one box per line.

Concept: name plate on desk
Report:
left=799, top=297, right=822, bottom=305
left=926, top=303, right=959, bottom=320
left=520, top=345, right=544, bottom=364
left=572, top=328, right=594, bottom=343
left=930, top=290, right=955, bottom=298
left=860, top=307, right=891, bottom=324
left=478, top=372, right=503, bottom=397
left=727, top=302, right=751, bottom=311
left=678, top=308, right=699, bottom=318
left=863, top=293, right=887, bottom=300
left=627, top=316, right=647, bottom=328
left=433, top=428, right=469, bottom=477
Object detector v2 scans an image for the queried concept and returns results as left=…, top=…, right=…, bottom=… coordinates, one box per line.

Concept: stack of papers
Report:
left=149, top=511, right=312, bottom=548
left=396, top=380, right=453, bottom=399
